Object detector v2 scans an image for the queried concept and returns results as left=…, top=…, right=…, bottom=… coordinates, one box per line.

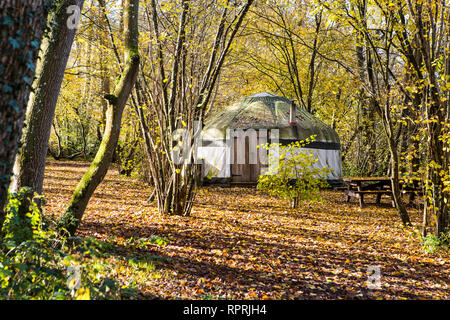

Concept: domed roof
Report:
left=202, top=93, right=340, bottom=144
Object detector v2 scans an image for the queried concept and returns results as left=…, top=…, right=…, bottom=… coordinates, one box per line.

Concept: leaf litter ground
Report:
left=43, top=161, right=449, bottom=299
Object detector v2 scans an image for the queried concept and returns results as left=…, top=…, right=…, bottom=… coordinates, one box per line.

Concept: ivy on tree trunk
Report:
left=10, top=0, right=85, bottom=197
left=0, top=0, right=53, bottom=221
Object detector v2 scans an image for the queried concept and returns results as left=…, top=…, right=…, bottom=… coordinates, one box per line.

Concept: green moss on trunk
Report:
left=58, top=0, right=140, bottom=236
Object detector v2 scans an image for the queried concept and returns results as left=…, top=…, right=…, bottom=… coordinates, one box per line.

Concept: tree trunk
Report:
left=306, top=11, right=322, bottom=114
left=413, top=3, right=449, bottom=237
left=291, top=197, right=299, bottom=209
left=355, top=0, right=412, bottom=226
left=373, top=97, right=411, bottom=227
left=9, top=0, right=85, bottom=196
left=355, top=14, right=377, bottom=176
left=389, top=139, right=412, bottom=226
left=428, top=123, right=448, bottom=236
left=0, top=0, right=53, bottom=219
left=140, top=0, right=254, bottom=218
left=58, top=0, right=140, bottom=236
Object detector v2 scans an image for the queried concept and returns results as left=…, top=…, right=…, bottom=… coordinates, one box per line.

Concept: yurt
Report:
left=197, top=93, right=343, bottom=186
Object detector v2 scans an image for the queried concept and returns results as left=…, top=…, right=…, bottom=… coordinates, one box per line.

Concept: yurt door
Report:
left=231, top=132, right=264, bottom=183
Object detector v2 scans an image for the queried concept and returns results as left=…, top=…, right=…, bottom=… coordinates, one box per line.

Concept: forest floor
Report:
left=42, top=160, right=449, bottom=300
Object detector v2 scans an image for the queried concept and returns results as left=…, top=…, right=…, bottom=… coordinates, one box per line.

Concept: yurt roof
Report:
left=202, top=92, right=340, bottom=143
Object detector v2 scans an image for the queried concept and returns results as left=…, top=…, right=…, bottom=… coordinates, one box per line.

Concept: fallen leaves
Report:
left=42, top=161, right=449, bottom=300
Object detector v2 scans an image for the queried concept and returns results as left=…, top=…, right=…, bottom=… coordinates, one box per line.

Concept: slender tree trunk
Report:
left=58, top=0, right=140, bottom=236
left=388, top=137, right=412, bottom=226
left=413, top=3, right=449, bottom=237
left=427, top=110, right=448, bottom=236
left=141, top=0, right=254, bottom=217
left=51, top=121, right=62, bottom=160
left=0, top=0, right=53, bottom=219
left=10, top=0, right=85, bottom=196
left=96, top=0, right=111, bottom=143
left=370, top=94, right=411, bottom=226
left=98, top=68, right=110, bottom=142
left=306, top=11, right=322, bottom=114
left=355, top=33, right=376, bottom=174
left=355, top=0, right=412, bottom=226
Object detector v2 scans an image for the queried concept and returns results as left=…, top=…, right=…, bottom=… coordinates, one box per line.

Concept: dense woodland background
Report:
left=0, top=0, right=448, bottom=300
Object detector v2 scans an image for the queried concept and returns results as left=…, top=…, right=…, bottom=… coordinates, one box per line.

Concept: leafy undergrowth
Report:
left=42, top=161, right=449, bottom=300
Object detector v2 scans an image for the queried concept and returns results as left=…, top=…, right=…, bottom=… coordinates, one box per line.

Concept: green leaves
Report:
left=1, top=187, right=44, bottom=248
left=257, top=136, right=333, bottom=208
left=421, top=233, right=450, bottom=254
left=7, top=36, right=21, bottom=49
left=0, top=187, right=137, bottom=300
left=7, top=99, right=20, bottom=113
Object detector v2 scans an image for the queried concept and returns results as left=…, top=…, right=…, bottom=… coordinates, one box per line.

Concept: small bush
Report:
left=257, top=136, right=333, bottom=208
left=0, top=188, right=133, bottom=300
left=1, top=188, right=44, bottom=247
left=421, top=232, right=450, bottom=254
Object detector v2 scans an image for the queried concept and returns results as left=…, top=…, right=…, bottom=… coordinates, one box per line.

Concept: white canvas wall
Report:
left=197, top=142, right=342, bottom=181
left=197, top=145, right=230, bottom=178
left=291, top=148, right=342, bottom=180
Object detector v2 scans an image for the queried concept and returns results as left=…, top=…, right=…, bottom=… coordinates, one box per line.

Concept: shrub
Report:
left=1, top=187, right=44, bottom=247
left=0, top=188, right=131, bottom=300
left=421, top=231, right=450, bottom=254
left=257, top=136, right=333, bottom=208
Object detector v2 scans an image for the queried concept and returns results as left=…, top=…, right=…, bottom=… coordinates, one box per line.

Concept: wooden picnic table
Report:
left=343, top=177, right=393, bottom=208
left=343, top=177, right=422, bottom=208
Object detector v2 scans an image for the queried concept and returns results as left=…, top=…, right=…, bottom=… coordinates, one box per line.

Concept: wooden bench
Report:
left=343, top=177, right=422, bottom=208
left=345, top=189, right=394, bottom=208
